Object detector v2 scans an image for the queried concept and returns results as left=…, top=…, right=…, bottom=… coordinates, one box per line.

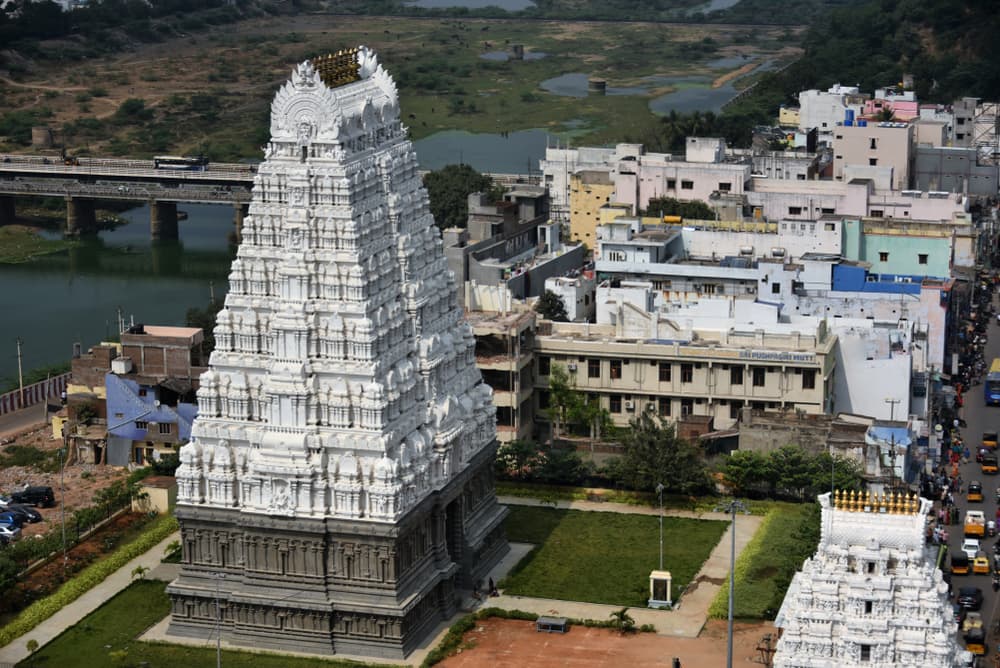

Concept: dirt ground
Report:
left=440, top=618, right=777, bottom=668
left=0, top=424, right=129, bottom=538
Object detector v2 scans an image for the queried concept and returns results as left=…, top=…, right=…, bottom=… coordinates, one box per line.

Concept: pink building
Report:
left=862, top=89, right=919, bottom=121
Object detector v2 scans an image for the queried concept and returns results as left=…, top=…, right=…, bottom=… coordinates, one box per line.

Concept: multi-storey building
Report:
left=797, top=84, right=869, bottom=135
left=833, top=122, right=913, bottom=191
left=534, top=314, right=836, bottom=430
left=467, top=309, right=536, bottom=444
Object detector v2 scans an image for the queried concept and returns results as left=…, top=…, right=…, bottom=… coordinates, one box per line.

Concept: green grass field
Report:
left=708, top=503, right=820, bottom=620
left=501, top=506, right=727, bottom=607
left=23, top=580, right=392, bottom=668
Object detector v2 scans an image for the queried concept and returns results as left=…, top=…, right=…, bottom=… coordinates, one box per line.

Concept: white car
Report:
left=0, top=495, right=9, bottom=508
left=962, top=538, right=981, bottom=560
left=0, top=524, right=20, bottom=542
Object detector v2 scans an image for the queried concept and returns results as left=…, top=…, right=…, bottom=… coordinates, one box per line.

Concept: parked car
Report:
left=0, top=494, right=9, bottom=508
left=958, top=586, right=985, bottom=610
left=5, top=504, right=41, bottom=523
left=952, top=601, right=968, bottom=625
left=10, top=486, right=55, bottom=508
left=0, top=525, right=20, bottom=542
left=0, top=512, right=24, bottom=528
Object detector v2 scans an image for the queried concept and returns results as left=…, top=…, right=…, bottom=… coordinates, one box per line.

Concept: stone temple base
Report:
left=165, top=445, right=508, bottom=660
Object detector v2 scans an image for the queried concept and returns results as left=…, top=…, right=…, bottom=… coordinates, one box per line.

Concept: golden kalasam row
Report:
left=832, top=489, right=919, bottom=514
left=312, top=48, right=361, bottom=88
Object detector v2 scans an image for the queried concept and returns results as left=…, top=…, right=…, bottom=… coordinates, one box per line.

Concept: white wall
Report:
left=831, top=324, right=912, bottom=420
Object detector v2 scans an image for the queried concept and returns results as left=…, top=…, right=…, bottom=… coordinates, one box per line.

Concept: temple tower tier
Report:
left=167, top=46, right=509, bottom=659
left=773, top=491, right=964, bottom=668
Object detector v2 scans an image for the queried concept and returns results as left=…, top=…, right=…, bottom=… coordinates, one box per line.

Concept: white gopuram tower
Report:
left=773, top=491, right=963, bottom=668
left=166, top=47, right=509, bottom=659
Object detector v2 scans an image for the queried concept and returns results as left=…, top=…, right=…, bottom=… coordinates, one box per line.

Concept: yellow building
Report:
left=569, top=171, right=616, bottom=245
left=779, top=105, right=801, bottom=128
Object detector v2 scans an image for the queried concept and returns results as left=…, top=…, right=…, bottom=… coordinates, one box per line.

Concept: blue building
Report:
left=105, top=373, right=197, bottom=467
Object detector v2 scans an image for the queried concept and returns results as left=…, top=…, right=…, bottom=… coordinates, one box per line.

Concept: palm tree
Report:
left=609, top=607, right=636, bottom=634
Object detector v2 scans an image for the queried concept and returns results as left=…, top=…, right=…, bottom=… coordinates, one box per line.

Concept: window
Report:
left=866, top=561, right=876, bottom=574
left=135, top=420, right=148, bottom=431
left=681, top=398, right=694, bottom=416
left=134, top=447, right=145, bottom=465
left=864, top=600, right=873, bottom=614
left=588, top=359, right=601, bottom=378
left=869, top=138, right=878, bottom=149
left=681, top=364, right=693, bottom=383
left=802, top=369, right=816, bottom=390
left=788, top=206, right=802, bottom=215
left=752, top=368, right=766, bottom=387
left=718, top=182, right=731, bottom=192
left=114, top=412, right=124, bottom=419
left=538, top=390, right=550, bottom=409
left=609, top=394, right=622, bottom=413
left=860, top=645, right=871, bottom=662
left=918, top=253, right=928, bottom=265
left=658, top=363, right=672, bottom=382
left=658, top=397, right=671, bottom=416
left=610, top=360, right=623, bottom=379
left=823, top=210, right=836, bottom=217
left=538, top=356, right=551, bottom=376
left=730, top=402, right=741, bottom=419
left=667, top=179, right=676, bottom=189
left=681, top=180, right=694, bottom=190
left=138, top=388, right=147, bottom=397
left=878, top=251, right=889, bottom=262
left=158, top=422, right=171, bottom=434
left=868, top=158, right=878, bottom=166
left=730, top=366, right=743, bottom=385
left=870, top=209, right=883, bottom=218
left=771, top=282, right=781, bottom=294
left=957, top=117, right=966, bottom=125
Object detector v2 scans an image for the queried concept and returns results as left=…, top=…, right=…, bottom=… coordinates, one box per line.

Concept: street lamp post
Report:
left=656, top=483, right=664, bottom=571
left=215, top=572, right=225, bottom=668
left=716, top=499, right=749, bottom=668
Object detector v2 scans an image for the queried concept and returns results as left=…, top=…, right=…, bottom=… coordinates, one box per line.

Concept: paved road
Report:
left=946, top=299, right=1000, bottom=659
left=0, top=403, right=51, bottom=440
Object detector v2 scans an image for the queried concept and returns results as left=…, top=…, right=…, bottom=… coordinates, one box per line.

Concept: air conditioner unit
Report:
left=646, top=402, right=657, bottom=411
left=625, top=400, right=635, bottom=411
left=567, top=363, right=578, bottom=372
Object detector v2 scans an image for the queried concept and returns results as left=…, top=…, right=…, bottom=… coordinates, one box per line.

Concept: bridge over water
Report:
left=0, top=153, right=539, bottom=240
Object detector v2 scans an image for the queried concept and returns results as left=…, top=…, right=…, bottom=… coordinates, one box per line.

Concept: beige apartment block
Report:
left=833, top=122, right=913, bottom=191
left=468, top=309, right=536, bottom=443
left=534, top=321, right=836, bottom=430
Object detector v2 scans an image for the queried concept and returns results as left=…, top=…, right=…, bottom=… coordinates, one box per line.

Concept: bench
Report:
left=535, top=616, right=568, bottom=634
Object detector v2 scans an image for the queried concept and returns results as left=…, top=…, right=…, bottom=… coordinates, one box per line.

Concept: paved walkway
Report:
left=0, top=531, right=180, bottom=665
left=486, top=496, right=764, bottom=637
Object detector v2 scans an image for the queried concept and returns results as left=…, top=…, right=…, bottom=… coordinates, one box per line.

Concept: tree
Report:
left=644, top=197, right=716, bottom=221
left=608, top=607, right=636, bottom=634
left=422, top=164, right=500, bottom=229
left=535, top=290, right=569, bottom=322
left=25, top=639, right=38, bottom=666
left=185, top=299, right=223, bottom=356
left=616, top=410, right=713, bottom=495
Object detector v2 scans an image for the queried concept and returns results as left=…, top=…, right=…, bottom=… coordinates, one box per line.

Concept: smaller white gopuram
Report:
left=773, top=490, right=964, bottom=668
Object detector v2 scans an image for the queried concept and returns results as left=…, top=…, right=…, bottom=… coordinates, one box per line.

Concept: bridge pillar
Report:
left=65, top=197, right=97, bottom=236
left=233, top=203, right=249, bottom=243
left=0, top=196, right=15, bottom=226
left=150, top=201, right=179, bottom=241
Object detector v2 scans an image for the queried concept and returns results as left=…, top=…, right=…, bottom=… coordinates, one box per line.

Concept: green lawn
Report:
left=708, top=503, right=820, bottom=620
left=0, top=226, right=76, bottom=264
left=501, top=506, right=727, bottom=607
left=22, top=580, right=392, bottom=668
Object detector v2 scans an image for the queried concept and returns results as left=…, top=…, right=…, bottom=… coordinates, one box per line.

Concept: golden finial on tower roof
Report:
left=311, top=47, right=361, bottom=88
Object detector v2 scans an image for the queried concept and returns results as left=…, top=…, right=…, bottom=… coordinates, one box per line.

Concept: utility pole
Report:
left=885, top=397, right=901, bottom=422
left=656, top=483, right=665, bottom=571
left=716, top=499, right=749, bottom=668
left=16, top=337, right=24, bottom=406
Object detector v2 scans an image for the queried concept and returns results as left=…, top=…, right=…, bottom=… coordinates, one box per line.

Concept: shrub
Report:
left=0, top=514, right=177, bottom=646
